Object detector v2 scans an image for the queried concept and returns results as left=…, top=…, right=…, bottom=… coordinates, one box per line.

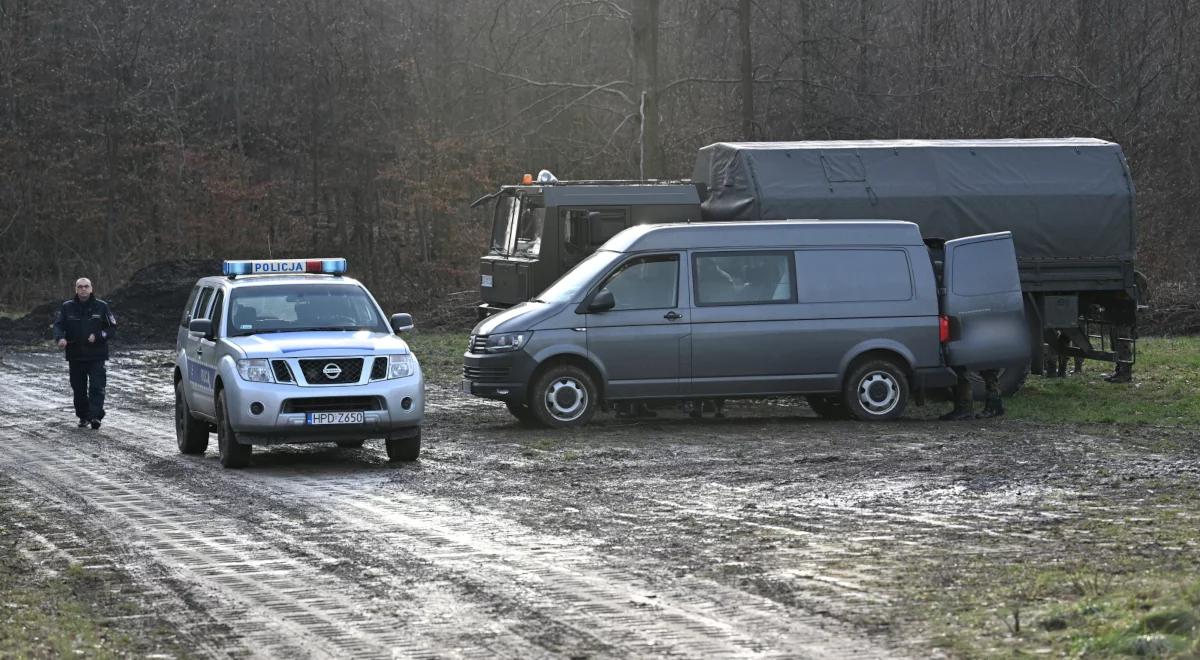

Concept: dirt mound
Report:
left=0, top=259, right=219, bottom=347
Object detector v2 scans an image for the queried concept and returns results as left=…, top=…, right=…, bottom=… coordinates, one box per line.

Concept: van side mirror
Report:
left=588, top=290, right=615, bottom=313
left=390, top=313, right=414, bottom=333
left=188, top=318, right=212, bottom=339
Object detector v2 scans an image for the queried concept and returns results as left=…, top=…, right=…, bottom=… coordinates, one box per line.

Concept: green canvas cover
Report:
left=693, top=139, right=1135, bottom=262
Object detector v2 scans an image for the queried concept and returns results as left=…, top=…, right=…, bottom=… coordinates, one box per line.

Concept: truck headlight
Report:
left=388, top=354, right=416, bottom=379
left=486, top=332, right=530, bottom=353
left=237, top=358, right=274, bottom=383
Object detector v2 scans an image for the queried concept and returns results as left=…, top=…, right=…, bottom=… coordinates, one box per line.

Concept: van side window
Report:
left=795, top=249, right=912, bottom=303
left=951, top=240, right=1021, bottom=296
left=597, top=254, right=679, bottom=310
left=693, top=251, right=795, bottom=306
left=180, top=285, right=201, bottom=327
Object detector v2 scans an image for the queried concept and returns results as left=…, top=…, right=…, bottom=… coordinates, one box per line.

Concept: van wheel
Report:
left=842, top=359, right=909, bottom=421
left=385, top=430, right=421, bottom=462
left=530, top=365, right=597, bottom=428
left=216, top=391, right=252, bottom=468
left=175, top=380, right=209, bottom=454
left=504, top=401, right=538, bottom=425
left=806, top=395, right=849, bottom=420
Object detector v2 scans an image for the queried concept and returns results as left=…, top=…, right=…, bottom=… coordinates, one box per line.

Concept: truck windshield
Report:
left=227, top=284, right=388, bottom=337
left=489, top=193, right=544, bottom=258
left=535, top=250, right=622, bottom=304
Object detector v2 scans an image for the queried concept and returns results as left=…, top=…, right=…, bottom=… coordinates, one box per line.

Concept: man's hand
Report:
left=57, top=339, right=67, bottom=349
left=87, top=333, right=96, bottom=344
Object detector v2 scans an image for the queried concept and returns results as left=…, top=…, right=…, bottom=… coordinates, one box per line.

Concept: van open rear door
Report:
left=942, top=232, right=1030, bottom=370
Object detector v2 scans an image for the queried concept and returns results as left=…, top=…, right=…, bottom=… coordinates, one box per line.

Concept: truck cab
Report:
left=475, top=177, right=701, bottom=318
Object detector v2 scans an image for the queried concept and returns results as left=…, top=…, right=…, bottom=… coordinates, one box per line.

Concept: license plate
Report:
left=306, top=411, right=365, bottom=425
left=462, top=380, right=473, bottom=394
left=481, top=274, right=493, bottom=288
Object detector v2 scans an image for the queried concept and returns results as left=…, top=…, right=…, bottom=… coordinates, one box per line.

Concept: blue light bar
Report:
left=222, top=258, right=347, bottom=277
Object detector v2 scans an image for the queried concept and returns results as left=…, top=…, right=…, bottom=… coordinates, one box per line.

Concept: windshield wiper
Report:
left=303, top=326, right=364, bottom=332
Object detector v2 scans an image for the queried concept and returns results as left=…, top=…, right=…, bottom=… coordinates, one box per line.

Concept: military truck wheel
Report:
left=806, top=395, right=849, bottom=420
left=216, top=390, right=252, bottom=469
left=385, top=430, right=421, bottom=462
left=842, top=358, right=909, bottom=422
left=175, top=380, right=209, bottom=455
left=504, top=401, right=538, bottom=425
left=530, top=365, right=597, bottom=428
left=336, top=440, right=365, bottom=449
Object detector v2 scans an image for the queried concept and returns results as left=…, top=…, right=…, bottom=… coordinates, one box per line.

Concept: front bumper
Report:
left=462, top=349, right=538, bottom=404
left=223, top=374, right=424, bottom=445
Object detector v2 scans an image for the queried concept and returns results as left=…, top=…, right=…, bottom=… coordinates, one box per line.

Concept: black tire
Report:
left=336, top=440, right=365, bottom=449
left=968, top=361, right=1028, bottom=399
left=385, top=430, right=421, bottom=462
left=530, top=364, right=598, bottom=428
left=504, top=401, right=538, bottom=425
left=216, top=390, right=252, bottom=469
left=842, top=358, right=910, bottom=422
left=806, top=394, right=849, bottom=420
left=175, top=380, right=209, bottom=455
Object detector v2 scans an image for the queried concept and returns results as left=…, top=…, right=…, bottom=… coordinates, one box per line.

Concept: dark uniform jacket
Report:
left=52, top=296, right=117, bottom=361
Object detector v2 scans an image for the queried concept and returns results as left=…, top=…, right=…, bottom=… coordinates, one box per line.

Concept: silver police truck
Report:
left=173, top=259, right=424, bottom=467
left=463, top=220, right=1028, bottom=427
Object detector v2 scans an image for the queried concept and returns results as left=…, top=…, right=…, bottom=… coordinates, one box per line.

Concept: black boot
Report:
left=939, top=400, right=974, bottom=421
left=976, top=396, right=1004, bottom=419
left=1104, top=363, right=1132, bottom=383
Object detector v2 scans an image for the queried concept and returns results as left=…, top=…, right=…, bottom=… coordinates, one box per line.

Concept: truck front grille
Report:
left=298, top=358, right=364, bottom=385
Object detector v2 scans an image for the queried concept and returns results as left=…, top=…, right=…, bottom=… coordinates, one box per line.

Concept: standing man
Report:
left=52, top=278, right=117, bottom=429
left=940, top=368, right=1003, bottom=421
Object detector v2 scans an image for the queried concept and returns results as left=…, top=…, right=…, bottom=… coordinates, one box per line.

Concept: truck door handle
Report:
left=664, top=311, right=683, bottom=321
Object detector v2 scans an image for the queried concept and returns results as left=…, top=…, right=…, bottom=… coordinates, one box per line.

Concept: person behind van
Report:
left=941, top=368, right=1003, bottom=420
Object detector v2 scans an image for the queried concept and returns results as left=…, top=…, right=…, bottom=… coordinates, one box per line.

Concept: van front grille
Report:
left=468, top=335, right=489, bottom=353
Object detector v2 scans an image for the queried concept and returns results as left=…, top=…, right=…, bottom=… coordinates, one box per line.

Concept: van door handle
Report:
left=663, top=311, right=683, bottom=321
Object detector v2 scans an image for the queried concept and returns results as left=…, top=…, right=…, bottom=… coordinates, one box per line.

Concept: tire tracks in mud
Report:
left=0, top=351, right=897, bottom=659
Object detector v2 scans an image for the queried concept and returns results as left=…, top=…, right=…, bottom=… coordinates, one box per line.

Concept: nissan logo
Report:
left=322, top=363, right=342, bottom=380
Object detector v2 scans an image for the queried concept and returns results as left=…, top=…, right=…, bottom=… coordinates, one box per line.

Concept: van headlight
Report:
left=388, top=354, right=416, bottom=379
left=237, top=358, right=274, bottom=383
left=486, top=332, right=530, bottom=353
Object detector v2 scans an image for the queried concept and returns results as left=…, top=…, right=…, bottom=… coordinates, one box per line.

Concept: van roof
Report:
left=604, top=220, right=925, bottom=252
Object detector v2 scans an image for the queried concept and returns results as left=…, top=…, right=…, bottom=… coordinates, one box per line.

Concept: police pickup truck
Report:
left=173, top=259, right=424, bottom=468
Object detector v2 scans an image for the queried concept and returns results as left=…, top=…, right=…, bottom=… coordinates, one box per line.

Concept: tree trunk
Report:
left=632, top=0, right=663, bottom=179
left=738, top=0, right=754, bottom=140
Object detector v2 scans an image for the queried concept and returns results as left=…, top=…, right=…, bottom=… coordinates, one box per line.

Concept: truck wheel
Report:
left=175, top=380, right=209, bottom=455
left=530, top=365, right=597, bottom=428
left=805, top=395, right=849, bottom=420
left=842, top=358, right=909, bottom=421
left=336, top=440, right=365, bottom=449
left=385, top=430, right=421, bottom=462
left=216, top=390, right=252, bottom=469
left=504, top=401, right=538, bottom=425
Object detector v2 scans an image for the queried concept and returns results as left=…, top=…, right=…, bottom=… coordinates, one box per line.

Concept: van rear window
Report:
left=795, top=249, right=912, bottom=303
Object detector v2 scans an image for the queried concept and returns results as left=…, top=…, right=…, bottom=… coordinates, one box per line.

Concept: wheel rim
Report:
left=544, top=377, right=588, bottom=422
left=857, top=370, right=900, bottom=415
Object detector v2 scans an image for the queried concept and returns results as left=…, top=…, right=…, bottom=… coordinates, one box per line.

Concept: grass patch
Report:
left=1009, top=336, right=1200, bottom=427
left=405, top=331, right=467, bottom=384
left=0, top=497, right=194, bottom=658
left=901, top=490, right=1200, bottom=658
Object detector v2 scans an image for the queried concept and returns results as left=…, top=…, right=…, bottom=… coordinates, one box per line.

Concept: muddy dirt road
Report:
left=2, top=349, right=1197, bottom=658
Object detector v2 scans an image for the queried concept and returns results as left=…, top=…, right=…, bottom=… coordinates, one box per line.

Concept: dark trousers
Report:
left=68, top=359, right=106, bottom=421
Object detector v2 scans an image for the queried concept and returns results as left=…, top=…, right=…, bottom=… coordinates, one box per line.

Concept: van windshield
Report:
left=534, top=250, right=622, bottom=304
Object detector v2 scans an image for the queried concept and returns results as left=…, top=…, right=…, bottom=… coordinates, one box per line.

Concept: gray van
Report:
left=462, top=220, right=1028, bottom=427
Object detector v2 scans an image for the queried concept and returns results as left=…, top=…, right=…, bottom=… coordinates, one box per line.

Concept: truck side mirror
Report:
left=588, top=290, right=615, bottom=313
left=188, top=318, right=212, bottom=339
left=390, top=313, right=414, bottom=333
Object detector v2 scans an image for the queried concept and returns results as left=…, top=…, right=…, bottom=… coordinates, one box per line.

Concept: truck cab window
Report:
left=490, top=194, right=544, bottom=257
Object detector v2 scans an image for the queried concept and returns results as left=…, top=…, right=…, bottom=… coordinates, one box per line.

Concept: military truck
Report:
left=473, top=139, right=1142, bottom=392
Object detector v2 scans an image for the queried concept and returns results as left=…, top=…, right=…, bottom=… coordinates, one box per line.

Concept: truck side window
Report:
left=598, top=254, right=679, bottom=310
left=693, top=251, right=795, bottom=306
left=562, top=208, right=629, bottom=268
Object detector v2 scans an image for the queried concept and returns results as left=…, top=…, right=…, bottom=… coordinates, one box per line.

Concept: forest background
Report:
left=2, top=0, right=1196, bottom=323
